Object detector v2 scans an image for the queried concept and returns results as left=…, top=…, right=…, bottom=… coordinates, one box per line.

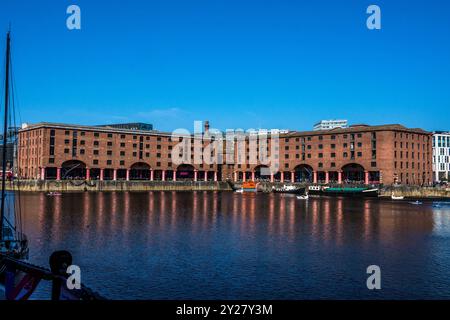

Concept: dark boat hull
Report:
left=323, top=190, right=379, bottom=197
left=309, top=188, right=379, bottom=197
left=273, top=187, right=306, bottom=195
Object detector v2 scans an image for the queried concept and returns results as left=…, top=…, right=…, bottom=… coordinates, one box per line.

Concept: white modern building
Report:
left=313, top=119, right=348, bottom=131
left=432, top=131, right=450, bottom=182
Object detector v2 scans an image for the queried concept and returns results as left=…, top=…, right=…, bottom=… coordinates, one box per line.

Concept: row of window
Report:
left=63, top=129, right=206, bottom=143
left=283, top=141, right=373, bottom=151
left=284, top=132, right=371, bottom=143
left=394, top=161, right=427, bottom=170
left=394, top=151, right=429, bottom=160
left=61, top=129, right=377, bottom=144
left=433, top=136, right=450, bottom=148
left=283, top=151, right=376, bottom=160
left=394, top=132, right=429, bottom=141
left=394, top=141, right=429, bottom=150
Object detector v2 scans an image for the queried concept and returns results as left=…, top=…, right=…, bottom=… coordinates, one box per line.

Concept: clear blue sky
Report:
left=0, top=0, right=449, bottom=132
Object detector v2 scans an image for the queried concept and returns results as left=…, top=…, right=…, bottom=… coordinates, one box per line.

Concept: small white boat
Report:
left=235, top=189, right=244, bottom=193
left=297, top=194, right=309, bottom=200
left=391, top=194, right=404, bottom=200
left=47, top=192, right=62, bottom=196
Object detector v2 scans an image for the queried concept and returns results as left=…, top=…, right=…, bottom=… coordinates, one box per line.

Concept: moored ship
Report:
left=272, top=185, right=306, bottom=195
left=237, top=181, right=258, bottom=192
left=308, top=186, right=379, bottom=197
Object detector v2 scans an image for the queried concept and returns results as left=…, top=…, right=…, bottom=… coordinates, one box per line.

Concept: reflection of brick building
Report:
left=17, top=122, right=433, bottom=185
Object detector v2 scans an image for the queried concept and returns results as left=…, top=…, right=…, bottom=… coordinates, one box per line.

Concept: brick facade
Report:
left=17, top=122, right=433, bottom=185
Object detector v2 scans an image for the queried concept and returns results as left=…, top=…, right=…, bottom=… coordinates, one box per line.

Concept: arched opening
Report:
left=282, top=171, right=292, bottom=182
left=61, top=160, right=86, bottom=180
left=294, top=164, right=313, bottom=183
left=254, top=165, right=270, bottom=181
left=153, top=170, right=163, bottom=181
left=130, top=162, right=151, bottom=180
left=317, top=171, right=326, bottom=183
left=117, top=169, right=127, bottom=180
left=208, top=171, right=216, bottom=181
left=329, top=171, right=338, bottom=183
left=104, top=169, right=114, bottom=180
left=177, top=164, right=195, bottom=180
left=273, top=172, right=281, bottom=182
left=369, top=171, right=380, bottom=184
left=166, top=169, right=174, bottom=181
left=342, top=163, right=365, bottom=184
left=90, top=168, right=101, bottom=180
left=197, top=170, right=206, bottom=181
left=45, top=167, right=57, bottom=180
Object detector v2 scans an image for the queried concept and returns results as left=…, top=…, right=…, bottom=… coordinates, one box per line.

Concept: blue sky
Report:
left=0, top=0, right=449, bottom=132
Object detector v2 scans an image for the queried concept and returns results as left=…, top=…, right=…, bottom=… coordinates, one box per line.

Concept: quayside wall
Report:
left=6, top=180, right=232, bottom=192
left=4, top=180, right=450, bottom=198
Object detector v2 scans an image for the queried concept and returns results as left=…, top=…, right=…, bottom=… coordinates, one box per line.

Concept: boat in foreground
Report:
left=0, top=30, right=103, bottom=301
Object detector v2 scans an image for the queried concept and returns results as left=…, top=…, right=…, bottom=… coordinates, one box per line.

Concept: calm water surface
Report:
left=18, top=191, right=450, bottom=299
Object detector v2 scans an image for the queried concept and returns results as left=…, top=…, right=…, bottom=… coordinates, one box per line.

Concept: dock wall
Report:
left=5, top=180, right=450, bottom=198
left=6, top=180, right=232, bottom=192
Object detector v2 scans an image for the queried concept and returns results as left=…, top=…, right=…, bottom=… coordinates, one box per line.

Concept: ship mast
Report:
left=0, top=31, right=11, bottom=241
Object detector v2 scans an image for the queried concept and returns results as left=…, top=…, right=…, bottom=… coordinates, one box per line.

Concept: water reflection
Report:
left=18, top=192, right=450, bottom=299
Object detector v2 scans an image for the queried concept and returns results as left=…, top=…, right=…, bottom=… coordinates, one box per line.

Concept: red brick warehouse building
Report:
left=17, top=122, right=433, bottom=185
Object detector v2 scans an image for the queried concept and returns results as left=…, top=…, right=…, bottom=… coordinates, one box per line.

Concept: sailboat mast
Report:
left=0, top=31, right=11, bottom=241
